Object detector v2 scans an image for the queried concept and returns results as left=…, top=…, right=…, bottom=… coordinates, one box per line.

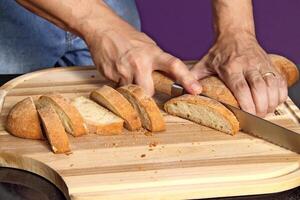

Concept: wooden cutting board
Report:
left=0, top=66, right=300, bottom=200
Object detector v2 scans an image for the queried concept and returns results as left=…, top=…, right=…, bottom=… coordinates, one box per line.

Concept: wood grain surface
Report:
left=0, top=66, right=300, bottom=200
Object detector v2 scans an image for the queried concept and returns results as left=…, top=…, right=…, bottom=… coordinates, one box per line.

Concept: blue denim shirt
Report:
left=0, top=0, right=140, bottom=74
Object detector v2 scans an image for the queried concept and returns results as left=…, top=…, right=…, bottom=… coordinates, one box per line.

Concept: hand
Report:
left=191, top=32, right=288, bottom=116
left=84, top=28, right=202, bottom=96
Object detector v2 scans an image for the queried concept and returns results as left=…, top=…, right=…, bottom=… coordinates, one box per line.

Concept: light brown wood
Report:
left=0, top=66, right=300, bottom=200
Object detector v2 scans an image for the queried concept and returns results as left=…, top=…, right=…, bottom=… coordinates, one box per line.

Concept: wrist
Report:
left=216, top=29, right=257, bottom=42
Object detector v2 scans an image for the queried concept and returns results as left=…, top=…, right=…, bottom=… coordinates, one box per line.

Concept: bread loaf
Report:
left=164, top=94, right=240, bottom=135
left=118, top=84, right=165, bottom=132
left=90, top=85, right=142, bottom=131
left=269, top=54, right=299, bottom=87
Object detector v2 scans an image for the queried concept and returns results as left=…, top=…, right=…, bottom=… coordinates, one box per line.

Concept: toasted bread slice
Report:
left=90, top=85, right=141, bottom=131
left=72, top=96, right=124, bottom=135
left=164, top=94, right=240, bottom=135
left=37, top=105, right=71, bottom=154
left=6, top=97, right=44, bottom=140
left=37, top=94, right=87, bottom=137
left=118, top=84, right=165, bottom=132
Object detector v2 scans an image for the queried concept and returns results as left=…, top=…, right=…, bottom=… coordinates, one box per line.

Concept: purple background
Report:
left=136, top=0, right=300, bottom=105
left=136, top=0, right=300, bottom=64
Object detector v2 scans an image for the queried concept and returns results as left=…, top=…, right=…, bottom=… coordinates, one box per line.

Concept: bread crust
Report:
left=164, top=94, right=240, bottom=135
left=199, top=76, right=239, bottom=107
left=269, top=54, right=299, bottom=87
left=118, top=84, right=165, bottom=132
left=86, top=121, right=124, bottom=135
left=38, top=105, right=71, bottom=154
left=38, top=94, right=87, bottom=137
left=6, top=97, right=44, bottom=140
left=90, top=85, right=142, bottom=131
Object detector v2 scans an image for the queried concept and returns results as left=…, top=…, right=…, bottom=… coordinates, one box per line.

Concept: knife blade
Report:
left=168, top=80, right=300, bottom=153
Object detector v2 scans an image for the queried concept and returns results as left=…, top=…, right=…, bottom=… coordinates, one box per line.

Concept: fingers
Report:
left=134, top=68, right=155, bottom=96
left=244, top=69, right=268, bottom=117
left=262, top=72, right=279, bottom=113
left=225, top=72, right=257, bottom=115
left=278, top=75, right=288, bottom=104
left=155, top=53, right=202, bottom=95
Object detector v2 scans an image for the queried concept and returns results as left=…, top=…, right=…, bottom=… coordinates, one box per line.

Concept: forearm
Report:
left=16, top=0, right=135, bottom=38
left=212, top=0, right=255, bottom=37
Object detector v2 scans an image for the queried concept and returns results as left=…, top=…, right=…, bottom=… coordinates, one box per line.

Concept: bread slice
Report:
left=117, top=84, right=165, bottom=132
left=37, top=105, right=71, bottom=154
left=90, top=85, right=142, bottom=131
left=72, top=96, right=124, bottom=135
left=37, top=94, right=87, bottom=137
left=164, top=94, right=240, bottom=135
left=199, top=76, right=239, bottom=107
left=6, top=97, right=44, bottom=140
left=269, top=54, right=299, bottom=87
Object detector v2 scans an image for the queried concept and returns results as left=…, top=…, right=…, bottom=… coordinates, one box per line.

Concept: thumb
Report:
left=190, top=55, right=215, bottom=80
left=155, top=53, right=202, bottom=95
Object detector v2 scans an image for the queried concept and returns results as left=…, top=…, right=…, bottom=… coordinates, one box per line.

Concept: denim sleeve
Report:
left=0, top=0, right=140, bottom=74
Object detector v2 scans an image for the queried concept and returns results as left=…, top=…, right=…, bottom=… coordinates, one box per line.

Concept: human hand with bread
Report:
left=191, top=0, right=287, bottom=117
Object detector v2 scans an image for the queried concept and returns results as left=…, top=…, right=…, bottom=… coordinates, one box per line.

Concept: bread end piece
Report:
left=37, top=93, right=87, bottom=137
left=90, top=85, right=142, bottom=131
left=164, top=94, right=240, bottom=135
left=118, top=84, right=165, bottom=132
left=37, top=105, right=71, bottom=154
left=6, top=97, right=44, bottom=140
left=73, top=96, right=124, bottom=135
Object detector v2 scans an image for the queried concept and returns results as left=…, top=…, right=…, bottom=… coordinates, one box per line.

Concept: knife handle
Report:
left=152, top=71, right=175, bottom=96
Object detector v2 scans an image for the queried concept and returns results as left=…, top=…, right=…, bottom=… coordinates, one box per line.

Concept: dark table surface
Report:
left=0, top=74, right=299, bottom=200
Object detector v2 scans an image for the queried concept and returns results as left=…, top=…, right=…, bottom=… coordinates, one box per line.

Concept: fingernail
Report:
left=190, top=82, right=202, bottom=94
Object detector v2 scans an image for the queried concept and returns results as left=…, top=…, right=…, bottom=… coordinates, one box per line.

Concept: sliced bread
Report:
left=72, top=96, right=124, bottom=135
left=37, top=105, right=71, bottom=154
left=164, top=94, right=240, bottom=135
left=117, top=84, right=165, bottom=132
left=37, top=94, right=87, bottom=137
left=6, top=97, right=44, bottom=140
left=90, top=85, right=142, bottom=131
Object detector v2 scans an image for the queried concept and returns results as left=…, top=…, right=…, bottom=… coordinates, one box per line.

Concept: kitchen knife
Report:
left=153, top=71, right=300, bottom=153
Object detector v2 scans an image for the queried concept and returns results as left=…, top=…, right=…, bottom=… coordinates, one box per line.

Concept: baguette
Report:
left=118, top=84, right=165, bottom=132
left=200, top=76, right=239, bottom=107
left=37, top=105, right=71, bottom=154
left=37, top=94, right=87, bottom=137
left=90, top=85, right=142, bottom=131
left=6, top=97, right=44, bottom=140
left=164, top=94, right=240, bottom=135
left=72, top=96, right=124, bottom=135
left=269, top=54, right=299, bottom=87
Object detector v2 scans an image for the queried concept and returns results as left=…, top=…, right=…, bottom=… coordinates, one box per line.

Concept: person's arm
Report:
left=191, top=0, right=287, bottom=116
left=16, top=0, right=202, bottom=96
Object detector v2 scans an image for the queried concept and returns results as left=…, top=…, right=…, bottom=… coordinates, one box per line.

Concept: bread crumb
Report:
left=141, top=154, right=146, bottom=158
left=149, top=141, right=158, bottom=148
left=70, top=164, right=74, bottom=167
left=144, top=131, right=153, bottom=136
